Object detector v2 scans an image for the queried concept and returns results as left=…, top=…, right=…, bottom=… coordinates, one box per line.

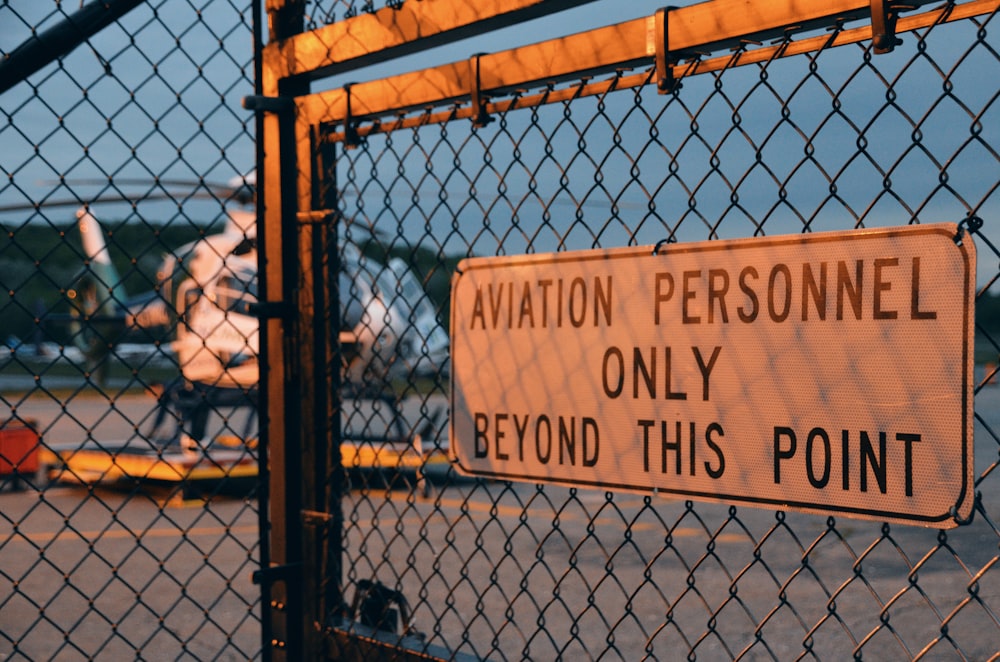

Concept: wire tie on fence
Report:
left=732, top=38, right=762, bottom=53
left=343, top=83, right=362, bottom=149
left=90, top=46, right=112, bottom=75
left=950, top=491, right=981, bottom=526
left=469, top=54, right=494, bottom=128
left=953, top=214, right=984, bottom=245
left=652, top=235, right=677, bottom=255
left=772, top=25, right=803, bottom=45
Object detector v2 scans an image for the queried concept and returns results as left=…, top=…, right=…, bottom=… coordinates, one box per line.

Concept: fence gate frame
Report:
left=252, top=0, right=999, bottom=659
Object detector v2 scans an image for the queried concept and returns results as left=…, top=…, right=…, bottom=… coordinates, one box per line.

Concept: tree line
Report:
left=1, top=219, right=997, bottom=361
left=0, top=218, right=459, bottom=349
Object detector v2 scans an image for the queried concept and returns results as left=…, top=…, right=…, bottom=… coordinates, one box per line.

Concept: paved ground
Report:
left=1, top=381, right=998, bottom=659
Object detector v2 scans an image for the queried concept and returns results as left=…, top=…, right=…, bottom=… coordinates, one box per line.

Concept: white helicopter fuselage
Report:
left=98, top=207, right=452, bottom=392
left=169, top=232, right=261, bottom=389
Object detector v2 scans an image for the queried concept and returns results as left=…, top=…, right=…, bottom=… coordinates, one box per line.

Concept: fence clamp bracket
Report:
left=870, top=1, right=915, bottom=54
left=469, top=54, right=494, bottom=128
left=654, top=7, right=681, bottom=94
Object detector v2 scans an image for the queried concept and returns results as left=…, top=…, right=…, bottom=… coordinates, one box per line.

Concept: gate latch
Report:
left=251, top=562, right=301, bottom=587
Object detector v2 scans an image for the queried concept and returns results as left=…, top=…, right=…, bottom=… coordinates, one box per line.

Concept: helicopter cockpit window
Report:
left=215, top=268, right=257, bottom=316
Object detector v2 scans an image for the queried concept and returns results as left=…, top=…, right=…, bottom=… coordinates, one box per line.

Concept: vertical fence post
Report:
left=259, top=1, right=307, bottom=660
left=313, top=129, right=346, bottom=635
left=250, top=0, right=274, bottom=658
left=295, top=127, right=344, bottom=659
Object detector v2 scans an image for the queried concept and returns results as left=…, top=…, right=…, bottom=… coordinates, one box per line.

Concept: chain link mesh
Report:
left=317, top=4, right=1000, bottom=660
left=2, top=0, right=998, bottom=660
left=0, top=1, right=260, bottom=659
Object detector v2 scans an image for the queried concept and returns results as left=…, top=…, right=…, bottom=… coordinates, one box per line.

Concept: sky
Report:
left=0, top=0, right=996, bottom=286
left=0, top=0, right=682, bottom=218
left=0, top=0, right=257, bottom=225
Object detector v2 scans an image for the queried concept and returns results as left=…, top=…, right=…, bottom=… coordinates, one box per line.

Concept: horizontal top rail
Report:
left=264, top=0, right=601, bottom=81
left=294, top=0, right=996, bottom=135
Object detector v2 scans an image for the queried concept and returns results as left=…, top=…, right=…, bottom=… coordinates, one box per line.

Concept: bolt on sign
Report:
left=449, top=224, right=976, bottom=528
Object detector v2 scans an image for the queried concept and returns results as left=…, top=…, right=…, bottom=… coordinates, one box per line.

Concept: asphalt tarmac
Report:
left=1, top=382, right=998, bottom=659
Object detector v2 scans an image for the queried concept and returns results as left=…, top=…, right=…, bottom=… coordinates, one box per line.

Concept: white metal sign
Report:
left=449, top=224, right=976, bottom=528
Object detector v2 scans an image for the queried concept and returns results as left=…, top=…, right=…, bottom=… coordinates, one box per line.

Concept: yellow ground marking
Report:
left=7, top=524, right=260, bottom=546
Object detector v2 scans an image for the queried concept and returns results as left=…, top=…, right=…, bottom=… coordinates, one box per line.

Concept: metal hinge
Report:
left=242, top=94, right=294, bottom=113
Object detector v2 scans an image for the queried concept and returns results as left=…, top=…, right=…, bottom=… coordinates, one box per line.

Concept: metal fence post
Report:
left=257, top=1, right=308, bottom=660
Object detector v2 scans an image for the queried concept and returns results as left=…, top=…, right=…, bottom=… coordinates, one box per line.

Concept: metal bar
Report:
left=293, top=73, right=329, bottom=662
left=297, top=0, right=963, bottom=128
left=298, top=126, right=324, bottom=659
left=264, top=0, right=601, bottom=81
left=316, top=0, right=994, bottom=143
left=295, top=125, right=346, bottom=656
left=261, top=2, right=307, bottom=661
left=298, top=19, right=649, bottom=126
left=0, top=0, right=145, bottom=96
left=251, top=3, right=275, bottom=661
left=664, top=0, right=917, bottom=54
left=311, top=137, right=347, bottom=634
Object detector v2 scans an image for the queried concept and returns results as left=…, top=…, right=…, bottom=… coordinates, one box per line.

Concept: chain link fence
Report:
left=265, top=0, right=1000, bottom=659
left=0, top=1, right=261, bottom=659
left=1, top=0, right=999, bottom=660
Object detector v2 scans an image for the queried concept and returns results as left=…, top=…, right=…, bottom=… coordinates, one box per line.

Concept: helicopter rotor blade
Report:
left=41, top=176, right=257, bottom=205
left=43, top=177, right=251, bottom=194
left=0, top=192, right=195, bottom=214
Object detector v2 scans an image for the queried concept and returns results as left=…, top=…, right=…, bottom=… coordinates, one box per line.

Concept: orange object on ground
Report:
left=0, top=420, right=39, bottom=476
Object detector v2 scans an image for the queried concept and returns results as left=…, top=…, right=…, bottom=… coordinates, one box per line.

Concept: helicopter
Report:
left=4, top=177, right=451, bottom=471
